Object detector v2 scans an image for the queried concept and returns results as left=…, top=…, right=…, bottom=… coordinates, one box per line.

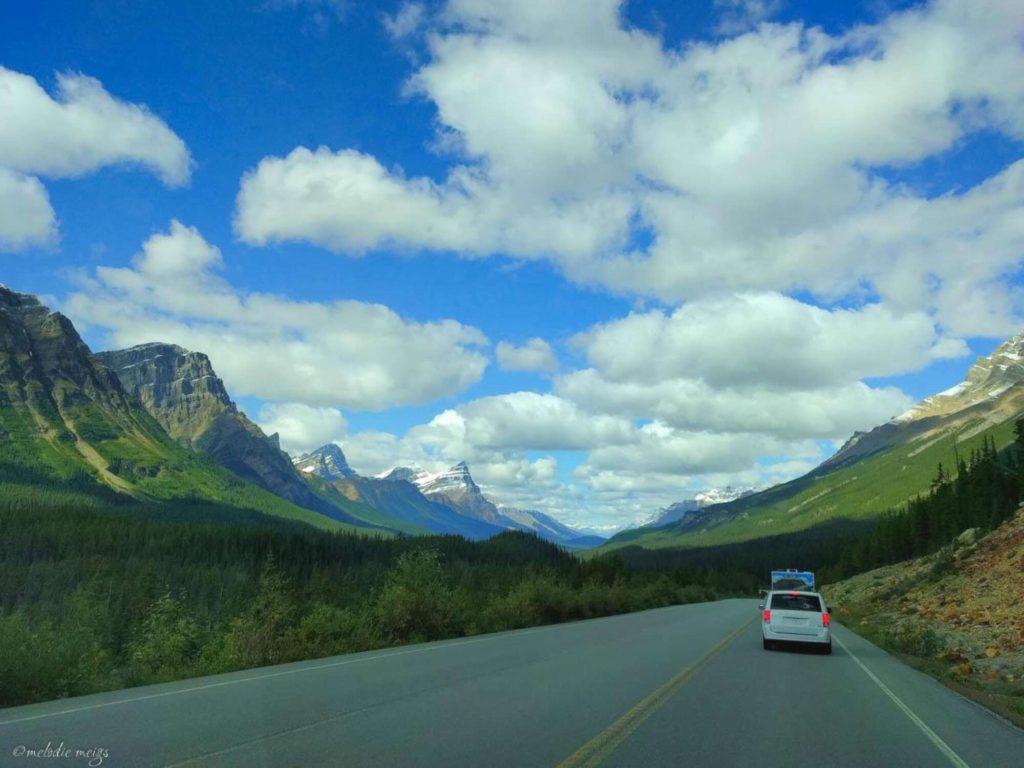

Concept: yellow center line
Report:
left=557, top=616, right=756, bottom=768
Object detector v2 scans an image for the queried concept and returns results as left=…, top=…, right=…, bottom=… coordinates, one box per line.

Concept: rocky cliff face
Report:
left=0, top=285, right=165, bottom=483
left=95, top=344, right=233, bottom=443
left=301, top=448, right=506, bottom=540
left=824, top=332, right=1024, bottom=470
left=1, top=286, right=141, bottom=420
left=294, top=444, right=354, bottom=480
left=412, top=462, right=505, bottom=523
left=895, top=332, right=1024, bottom=424
left=96, top=343, right=344, bottom=516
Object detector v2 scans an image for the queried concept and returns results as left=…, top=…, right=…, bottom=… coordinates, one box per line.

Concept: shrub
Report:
left=127, top=592, right=202, bottom=684
left=882, top=623, right=942, bottom=657
left=373, top=550, right=458, bottom=643
left=222, top=558, right=300, bottom=667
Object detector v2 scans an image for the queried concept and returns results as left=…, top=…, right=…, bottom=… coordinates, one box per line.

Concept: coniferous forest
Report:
left=3, top=422, right=1022, bottom=708
left=0, top=469, right=751, bottom=708
left=618, top=423, right=1024, bottom=585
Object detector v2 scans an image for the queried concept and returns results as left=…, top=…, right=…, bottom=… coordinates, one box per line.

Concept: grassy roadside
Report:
left=822, top=507, right=1024, bottom=732
left=833, top=602, right=1024, bottom=730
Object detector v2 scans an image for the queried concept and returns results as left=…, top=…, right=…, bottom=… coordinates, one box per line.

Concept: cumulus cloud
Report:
left=571, top=293, right=966, bottom=390
left=328, top=289, right=964, bottom=528
left=495, top=338, right=558, bottom=372
left=0, top=169, right=56, bottom=250
left=0, top=67, right=191, bottom=251
left=557, top=372, right=914, bottom=441
left=258, top=403, right=347, bottom=455
left=64, top=221, right=490, bottom=410
left=234, top=0, right=1024, bottom=335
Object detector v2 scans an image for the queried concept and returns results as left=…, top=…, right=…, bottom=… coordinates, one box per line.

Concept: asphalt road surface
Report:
left=2, top=599, right=1022, bottom=767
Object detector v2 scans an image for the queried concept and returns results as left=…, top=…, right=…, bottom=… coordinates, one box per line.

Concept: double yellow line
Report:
left=557, top=617, right=755, bottom=768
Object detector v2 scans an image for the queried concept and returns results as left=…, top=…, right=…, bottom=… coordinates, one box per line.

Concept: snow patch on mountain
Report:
left=641, top=487, right=756, bottom=528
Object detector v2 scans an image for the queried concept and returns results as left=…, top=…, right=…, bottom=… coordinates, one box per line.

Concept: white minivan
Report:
left=761, top=590, right=832, bottom=654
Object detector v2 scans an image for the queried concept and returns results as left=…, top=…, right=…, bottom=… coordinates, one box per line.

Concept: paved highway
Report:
left=1, top=599, right=1022, bottom=767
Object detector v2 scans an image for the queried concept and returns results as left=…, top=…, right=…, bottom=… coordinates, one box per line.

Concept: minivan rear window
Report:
left=770, top=594, right=822, bottom=612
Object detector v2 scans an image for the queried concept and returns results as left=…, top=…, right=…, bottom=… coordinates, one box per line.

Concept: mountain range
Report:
left=0, top=284, right=602, bottom=547
left=0, top=284, right=359, bottom=532
left=603, top=331, right=1024, bottom=552
left=640, top=487, right=757, bottom=529
left=295, top=448, right=605, bottom=548
left=12, top=278, right=1023, bottom=557
left=94, top=344, right=377, bottom=527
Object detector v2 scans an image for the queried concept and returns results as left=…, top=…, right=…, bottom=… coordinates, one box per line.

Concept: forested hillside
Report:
left=0, top=495, right=750, bottom=708
left=616, top=423, right=1024, bottom=587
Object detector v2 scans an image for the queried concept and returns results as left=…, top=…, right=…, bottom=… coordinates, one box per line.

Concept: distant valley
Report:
left=603, top=331, right=1024, bottom=552
left=0, top=285, right=603, bottom=548
left=10, top=279, right=1024, bottom=558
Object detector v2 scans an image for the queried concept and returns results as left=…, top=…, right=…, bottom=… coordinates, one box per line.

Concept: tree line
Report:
left=0, top=488, right=752, bottom=708
left=3, top=420, right=1021, bottom=708
left=620, top=421, right=1024, bottom=586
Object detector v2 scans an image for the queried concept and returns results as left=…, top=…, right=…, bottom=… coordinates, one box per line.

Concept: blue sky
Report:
left=2, top=0, right=1023, bottom=529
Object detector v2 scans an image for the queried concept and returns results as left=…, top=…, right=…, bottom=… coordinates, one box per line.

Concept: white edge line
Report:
left=834, top=634, right=971, bottom=768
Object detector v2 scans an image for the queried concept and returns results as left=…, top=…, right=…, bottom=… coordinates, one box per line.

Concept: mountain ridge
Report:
left=603, top=330, right=1024, bottom=552
left=96, top=344, right=378, bottom=529
left=0, top=286, right=358, bottom=533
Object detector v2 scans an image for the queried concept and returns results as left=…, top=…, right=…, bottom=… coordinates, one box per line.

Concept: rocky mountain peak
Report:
left=642, top=486, right=756, bottom=528
left=96, top=340, right=349, bottom=518
left=378, top=466, right=422, bottom=483
left=1, top=285, right=133, bottom=414
left=293, top=444, right=355, bottom=481
left=415, top=462, right=480, bottom=496
left=893, top=332, right=1024, bottom=425
left=96, top=343, right=233, bottom=426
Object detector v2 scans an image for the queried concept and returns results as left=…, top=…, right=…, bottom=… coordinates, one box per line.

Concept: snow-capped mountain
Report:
left=893, top=331, right=1024, bottom=425
left=413, top=461, right=480, bottom=497
left=377, top=461, right=606, bottom=548
left=826, top=331, right=1024, bottom=469
left=293, top=444, right=355, bottom=481
left=406, top=461, right=505, bottom=524
left=641, top=487, right=756, bottom=529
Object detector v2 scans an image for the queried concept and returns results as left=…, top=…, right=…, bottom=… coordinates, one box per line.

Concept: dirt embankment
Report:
left=824, top=508, right=1024, bottom=726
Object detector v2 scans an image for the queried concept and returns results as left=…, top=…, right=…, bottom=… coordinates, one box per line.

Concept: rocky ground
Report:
left=824, top=508, right=1024, bottom=725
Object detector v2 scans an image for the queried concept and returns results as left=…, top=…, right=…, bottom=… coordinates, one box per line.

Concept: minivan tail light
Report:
left=763, top=609, right=770, bottom=623
left=822, top=612, right=830, bottom=627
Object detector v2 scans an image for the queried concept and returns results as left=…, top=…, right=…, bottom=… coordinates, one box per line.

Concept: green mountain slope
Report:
left=95, top=344, right=396, bottom=532
left=0, top=285, right=363, bottom=534
left=603, top=332, right=1024, bottom=553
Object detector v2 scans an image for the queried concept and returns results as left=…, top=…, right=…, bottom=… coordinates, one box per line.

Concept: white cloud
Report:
left=64, top=221, right=490, bottom=411
left=328, top=288, right=961, bottom=528
left=0, top=67, right=190, bottom=185
left=258, top=403, right=347, bottom=455
left=0, top=169, right=56, bottom=250
left=557, top=371, right=913, bottom=441
left=571, top=293, right=966, bottom=390
left=583, top=421, right=813, bottom=475
left=495, top=338, right=557, bottom=372
left=234, top=145, right=631, bottom=261
left=234, top=0, right=1024, bottom=336
left=0, top=67, right=191, bottom=252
